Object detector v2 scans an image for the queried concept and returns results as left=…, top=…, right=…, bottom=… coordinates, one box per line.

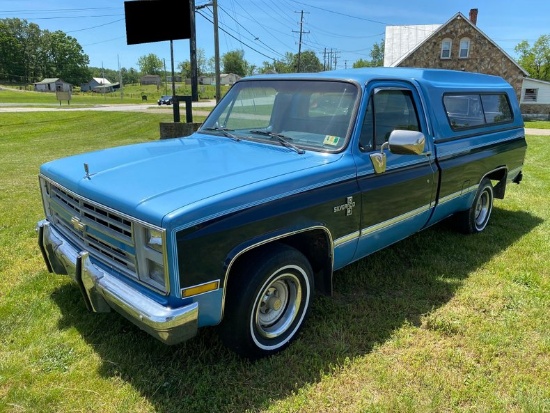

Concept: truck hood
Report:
left=40, top=134, right=342, bottom=226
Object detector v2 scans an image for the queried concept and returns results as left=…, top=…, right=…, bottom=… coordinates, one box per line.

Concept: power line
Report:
left=197, top=10, right=276, bottom=61
left=217, top=5, right=286, bottom=58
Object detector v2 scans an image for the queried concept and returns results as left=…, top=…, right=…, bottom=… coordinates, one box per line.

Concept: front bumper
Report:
left=36, top=219, right=198, bottom=345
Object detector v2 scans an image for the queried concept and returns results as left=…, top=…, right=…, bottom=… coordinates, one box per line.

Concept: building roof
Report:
left=92, top=77, right=112, bottom=85
left=34, top=78, right=67, bottom=84
left=384, top=11, right=529, bottom=76
left=522, top=77, right=550, bottom=87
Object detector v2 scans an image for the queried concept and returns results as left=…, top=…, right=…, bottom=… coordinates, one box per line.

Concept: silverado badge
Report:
left=333, top=196, right=355, bottom=216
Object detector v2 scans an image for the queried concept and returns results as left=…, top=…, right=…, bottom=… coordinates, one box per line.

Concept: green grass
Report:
left=524, top=119, right=550, bottom=129
left=0, top=113, right=549, bottom=412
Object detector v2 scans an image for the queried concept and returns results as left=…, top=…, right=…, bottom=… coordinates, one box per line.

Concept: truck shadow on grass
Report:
left=51, top=207, right=542, bottom=412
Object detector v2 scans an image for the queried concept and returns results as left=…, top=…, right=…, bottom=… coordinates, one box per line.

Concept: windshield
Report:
left=200, top=79, right=359, bottom=152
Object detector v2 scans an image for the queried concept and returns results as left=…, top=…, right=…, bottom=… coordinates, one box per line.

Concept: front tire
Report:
left=219, top=244, right=313, bottom=359
left=456, top=178, right=494, bottom=234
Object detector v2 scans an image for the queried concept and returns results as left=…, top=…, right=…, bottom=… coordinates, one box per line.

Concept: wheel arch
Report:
left=483, top=166, right=507, bottom=199
left=221, top=226, right=334, bottom=317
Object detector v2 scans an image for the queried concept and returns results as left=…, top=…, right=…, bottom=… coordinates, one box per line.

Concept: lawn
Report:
left=0, top=112, right=548, bottom=412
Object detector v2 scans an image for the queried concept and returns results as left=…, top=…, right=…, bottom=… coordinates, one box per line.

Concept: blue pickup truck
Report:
left=37, top=68, right=527, bottom=359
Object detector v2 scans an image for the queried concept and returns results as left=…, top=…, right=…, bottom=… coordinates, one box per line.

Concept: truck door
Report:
left=352, top=82, right=437, bottom=261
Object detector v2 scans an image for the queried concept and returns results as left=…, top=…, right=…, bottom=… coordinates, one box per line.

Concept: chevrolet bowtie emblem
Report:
left=71, top=216, right=86, bottom=232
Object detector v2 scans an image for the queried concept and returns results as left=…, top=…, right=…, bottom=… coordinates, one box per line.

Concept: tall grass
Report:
left=0, top=113, right=548, bottom=412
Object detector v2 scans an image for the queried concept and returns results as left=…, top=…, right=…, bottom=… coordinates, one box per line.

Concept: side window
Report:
left=359, top=96, right=374, bottom=151
left=360, top=89, right=421, bottom=151
left=444, top=93, right=513, bottom=130
left=459, top=38, right=470, bottom=58
left=441, top=39, right=452, bottom=59
left=481, top=94, right=512, bottom=123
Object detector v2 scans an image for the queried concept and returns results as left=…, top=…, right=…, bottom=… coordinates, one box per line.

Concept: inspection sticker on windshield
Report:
left=323, top=135, right=340, bottom=146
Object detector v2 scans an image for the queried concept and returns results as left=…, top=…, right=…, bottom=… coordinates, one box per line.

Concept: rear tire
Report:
left=456, top=178, right=494, bottom=234
left=219, top=244, right=313, bottom=360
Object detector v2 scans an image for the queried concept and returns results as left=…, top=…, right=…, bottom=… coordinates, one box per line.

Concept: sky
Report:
left=1, top=0, right=549, bottom=73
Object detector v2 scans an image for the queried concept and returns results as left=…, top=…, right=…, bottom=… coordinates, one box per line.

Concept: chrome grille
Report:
left=45, top=180, right=137, bottom=278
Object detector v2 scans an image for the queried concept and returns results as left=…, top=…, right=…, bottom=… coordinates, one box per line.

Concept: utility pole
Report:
left=293, top=10, right=309, bottom=72
left=189, top=0, right=198, bottom=101
left=196, top=1, right=220, bottom=102
left=213, top=0, right=220, bottom=103
left=118, top=54, right=123, bottom=100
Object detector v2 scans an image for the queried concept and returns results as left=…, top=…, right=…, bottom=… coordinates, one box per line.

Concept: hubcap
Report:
left=475, top=190, right=490, bottom=227
left=255, top=273, right=301, bottom=339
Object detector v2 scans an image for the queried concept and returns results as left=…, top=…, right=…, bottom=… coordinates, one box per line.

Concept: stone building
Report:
left=384, top=9, right=528, bottom=103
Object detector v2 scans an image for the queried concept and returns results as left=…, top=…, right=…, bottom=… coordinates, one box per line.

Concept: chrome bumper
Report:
left=36, top=219, right=198, bottom=345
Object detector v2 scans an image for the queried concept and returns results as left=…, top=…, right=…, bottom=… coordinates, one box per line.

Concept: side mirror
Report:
left=369, top=130, right=426, bottom=174
left=387, top=130, right=426, bottom=155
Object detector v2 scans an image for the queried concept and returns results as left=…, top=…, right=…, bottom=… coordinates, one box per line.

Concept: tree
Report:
left=0, top=19, right=25, bottom=82
left=42, top=30, right=90, bottom=85
left=352, top=58, right=372, bottom=68
left=352, top=40, right=384, bottom=69
left=222, top=50, right=247, bottom=77
left=195, top=48, right=207, bottom=76
left=121, top=67, right=140, bottom=85
left=0, top=18, right=90, bottom=84
left=178, top=48, right=208, bottom=79
left=370, top=39, right=384, bottom=67
left=515, top=35, right=550, bottom=81
left=137, top=53, right=163, bottom=75
left=178, top=60, right=192, bottom=79
left=259, top=52, right=295, bottom=74
left=292, top=50, right=322, bottom=73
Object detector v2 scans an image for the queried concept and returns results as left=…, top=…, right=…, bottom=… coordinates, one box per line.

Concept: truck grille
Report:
left=43, top=178, right=138, bottom=278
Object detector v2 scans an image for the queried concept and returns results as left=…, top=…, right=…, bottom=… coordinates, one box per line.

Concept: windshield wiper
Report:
left=249, top=130, right=305, bottom=154
left=202, top=127, right=241, bottom=141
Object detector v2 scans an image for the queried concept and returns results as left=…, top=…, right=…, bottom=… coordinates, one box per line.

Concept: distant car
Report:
left=157, top=95, right=173, bottom=105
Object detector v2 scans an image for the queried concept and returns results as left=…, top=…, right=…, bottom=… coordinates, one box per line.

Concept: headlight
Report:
left=146, top=259, right=165, bottom=285
left=134, top=224, right=168, bottom=293
left=146, top=228, right=164, bottom=252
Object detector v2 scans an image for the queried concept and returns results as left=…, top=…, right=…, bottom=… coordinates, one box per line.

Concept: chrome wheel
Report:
left=456, top=178, right=494, bottom=234
left=254, top=270, right=302, bottom=340
left=474, top=188, right=491, bottom=230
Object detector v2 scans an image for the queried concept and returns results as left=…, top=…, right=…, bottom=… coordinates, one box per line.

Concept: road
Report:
left=0, top=100, right=215, bottom=113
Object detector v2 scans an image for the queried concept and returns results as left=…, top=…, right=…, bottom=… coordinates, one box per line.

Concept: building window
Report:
left=524, top=88, right=538, bottom=102
left=441, top=39, right=452, bottom=59
left=459, top=38, right=470, bottom=58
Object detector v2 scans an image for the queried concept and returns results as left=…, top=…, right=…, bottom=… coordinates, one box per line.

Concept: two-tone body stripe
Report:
left=437, top=184, right=478, bottom=205
left=436, top=133, right=524, bottom=159
left=360, top=203, right=431, bottom=238
left=334, top=182, right=479, bottom=249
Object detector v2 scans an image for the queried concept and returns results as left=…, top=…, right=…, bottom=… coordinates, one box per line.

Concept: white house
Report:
left=198, top=73, right=241, bottom=86
left=81, top=77, right=112, bottom=92
left=520, top=78, right=550, bottom=120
